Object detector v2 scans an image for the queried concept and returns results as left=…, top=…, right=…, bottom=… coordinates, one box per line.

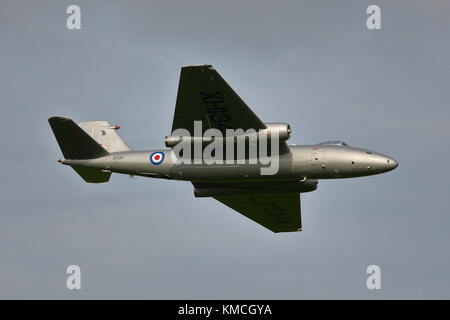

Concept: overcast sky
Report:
left=1, top=0, right=450, bottom=299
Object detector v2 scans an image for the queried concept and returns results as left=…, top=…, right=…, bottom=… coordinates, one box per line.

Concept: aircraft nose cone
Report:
left=392, top=159, right=398, bottom=169
left=385, top=157, right=398, bottom=171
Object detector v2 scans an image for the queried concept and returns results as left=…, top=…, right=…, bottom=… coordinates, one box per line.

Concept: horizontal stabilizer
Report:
left=71, top=166, right=111, bottom=183
left=48, top=117, right=109, bottom=160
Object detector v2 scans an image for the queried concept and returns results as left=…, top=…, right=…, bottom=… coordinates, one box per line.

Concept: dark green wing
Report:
left=171, top=65, right=266, bottom=135
left=214, top=193, right=302, bottom=233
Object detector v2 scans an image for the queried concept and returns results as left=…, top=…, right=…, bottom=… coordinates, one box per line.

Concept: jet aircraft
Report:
left=49, top=65, right=398, bottom=233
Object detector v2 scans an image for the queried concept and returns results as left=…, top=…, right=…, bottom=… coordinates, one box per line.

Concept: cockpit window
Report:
left=318, top=141, right=348, bottom=146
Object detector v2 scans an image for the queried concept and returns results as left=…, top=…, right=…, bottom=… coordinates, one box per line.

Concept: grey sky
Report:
left=1, top=0, right=450, bottom=298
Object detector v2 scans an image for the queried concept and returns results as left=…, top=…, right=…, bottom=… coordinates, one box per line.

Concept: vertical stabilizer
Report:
left=78, top=121, right=132, bottom=153
left=48, top=117, right=109, bottom=160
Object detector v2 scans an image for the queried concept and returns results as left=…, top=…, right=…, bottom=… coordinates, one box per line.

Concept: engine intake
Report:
left=263, top=122, right=291, bottom=141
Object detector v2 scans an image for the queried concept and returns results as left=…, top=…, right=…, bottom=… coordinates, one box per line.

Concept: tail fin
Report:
left=48, top=116, right=109, bottom=160
left=78, top=120, right=132, bottom=153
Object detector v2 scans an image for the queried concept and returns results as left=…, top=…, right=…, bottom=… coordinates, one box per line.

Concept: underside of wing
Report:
left=214, top=193, right=302, bottom=233
left=171, top=65, right=266, bottom=135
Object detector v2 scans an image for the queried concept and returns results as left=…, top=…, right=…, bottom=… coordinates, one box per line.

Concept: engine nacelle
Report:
left=164, top=135, right=215, bottom=148
left=165, top=122, right=291, bottom=148
left=194, top=179, right=318, bottom=198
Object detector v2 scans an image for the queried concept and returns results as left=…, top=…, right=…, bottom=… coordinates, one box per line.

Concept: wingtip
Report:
left=181, top=64, right=214, bottom=70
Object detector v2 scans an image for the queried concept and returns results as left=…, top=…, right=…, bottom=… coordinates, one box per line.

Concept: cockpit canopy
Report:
left=318, top=141, right=348, bottom=146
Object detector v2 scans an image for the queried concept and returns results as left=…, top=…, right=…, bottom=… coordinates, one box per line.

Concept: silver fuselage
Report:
left=60, top=144, right=398, bottom=183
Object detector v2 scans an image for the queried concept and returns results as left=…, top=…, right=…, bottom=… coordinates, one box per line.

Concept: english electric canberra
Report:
left=49, top=65, right=398, bottom=233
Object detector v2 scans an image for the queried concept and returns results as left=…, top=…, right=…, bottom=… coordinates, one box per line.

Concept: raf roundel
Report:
left=150, top=152, right=165, bottom=165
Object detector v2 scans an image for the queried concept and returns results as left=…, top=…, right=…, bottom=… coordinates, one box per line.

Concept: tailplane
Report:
left=49, top=117, right=109, bottom=160
left=71, top=166, right=111, bottom=183
left=49, top=116, right=112, bottom=183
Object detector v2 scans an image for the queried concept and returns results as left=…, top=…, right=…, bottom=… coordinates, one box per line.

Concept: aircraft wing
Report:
left=171, top=65, right=266, bottom=135
left=214, top=193, right=302, bottom=233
